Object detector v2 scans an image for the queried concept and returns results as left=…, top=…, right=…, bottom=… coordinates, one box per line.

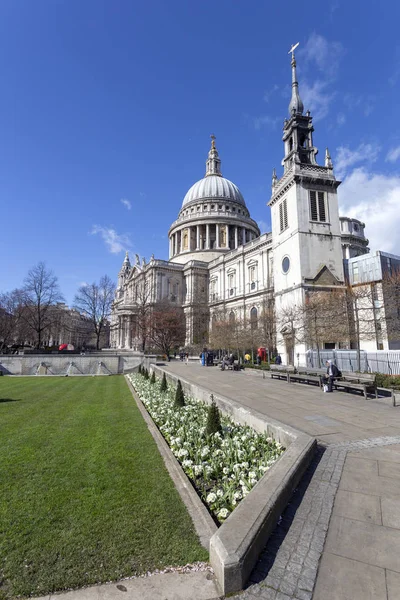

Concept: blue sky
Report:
left=2, top=0, right=400, bottom=305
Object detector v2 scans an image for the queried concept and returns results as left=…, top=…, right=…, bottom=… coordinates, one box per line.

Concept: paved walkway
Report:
left=163, top=362, right=400, bottom=600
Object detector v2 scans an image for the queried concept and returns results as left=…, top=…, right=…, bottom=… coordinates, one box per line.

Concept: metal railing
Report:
left=301, top=350, right=400, bottom=375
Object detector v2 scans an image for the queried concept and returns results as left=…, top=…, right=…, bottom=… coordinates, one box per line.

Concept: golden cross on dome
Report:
left=210, top=134, right=216, bottom=149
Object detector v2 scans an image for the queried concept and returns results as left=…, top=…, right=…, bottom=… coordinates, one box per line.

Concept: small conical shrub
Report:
left=144, top=368, right=149, bottom=380
left=206, top=394, right=222, bottom=436
left=160, top=372, right=168, bottom=392
left=174, top=379, right=185, bottom=408
left=138, top=364, right=142, bottom=375
left=150, top=371, right=156, bottom=384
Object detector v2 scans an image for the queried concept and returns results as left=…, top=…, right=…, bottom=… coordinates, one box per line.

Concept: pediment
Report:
left=304, top=265, right=341, bottom=286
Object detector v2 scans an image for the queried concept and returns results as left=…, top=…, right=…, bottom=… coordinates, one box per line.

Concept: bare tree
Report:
left=382, top=269, right=400, bottom=347
left=301, top=291, right=349, bottom=366
left=74, top=275, right=115, bottom=350
left=148, top=302, right=186, bottom=358
left=0, top=289, right=24, bottom=351
left=258, top=297, right=276, bottom=359
left=21, top=262, right=64, bottom=348
left=346, top=283, right=378, bottom=371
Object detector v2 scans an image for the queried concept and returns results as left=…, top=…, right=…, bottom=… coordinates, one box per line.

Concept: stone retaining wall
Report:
left=0, top=354, right=153, bottom=376
left=150, top=365, right=316, bottom=595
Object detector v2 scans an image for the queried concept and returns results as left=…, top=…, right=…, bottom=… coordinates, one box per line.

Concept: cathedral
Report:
left=110, top=48, right=382, bottom=362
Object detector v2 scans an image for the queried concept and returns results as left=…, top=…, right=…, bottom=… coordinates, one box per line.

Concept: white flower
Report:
left=182, top=460, right=193, bottom=468
left=206, top=492, right=217, bottom=503
left=216, top=489, right=224, bottom=497
left=194, top=465, right=203, bottom=475
left=249, top=471, right=257, bottom=479
left=201, top=446, right=210, bottom=457
left=223, top=467, right=230, bottom=475
left=242, top=486, right=249, bottom=497
left=233, top=490, right=242, bottom=500
left=218, top=508, right=229, bottom=519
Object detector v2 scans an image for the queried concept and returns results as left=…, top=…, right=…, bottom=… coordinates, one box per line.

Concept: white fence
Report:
left=303, top=350, right=400, bottom=375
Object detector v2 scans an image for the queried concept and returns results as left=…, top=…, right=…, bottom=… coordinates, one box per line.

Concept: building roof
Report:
left=181, top=174, right=246, bottom=208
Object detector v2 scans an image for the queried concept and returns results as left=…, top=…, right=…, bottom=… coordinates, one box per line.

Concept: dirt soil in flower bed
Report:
left=130, top=373, right=285, bottom=524
left=0, top=376, right=208, bottom=600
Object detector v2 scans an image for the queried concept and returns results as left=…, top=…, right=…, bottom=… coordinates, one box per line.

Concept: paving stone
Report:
left=256, top=586, right=277, bottom=599
left=325, top=514, right=400, bottom=572
left=286, top=562, right=302, bottom=575
left=386, top=569, right=400, bottom=600
left=313, top=552, right=387, bottom=600
left=381, top=496, right=400, bottom=529
left=333, top=489, right=382, bottom=525
left=275, top=593, right=292, bottom=600
left=278, top=578, right=296, bottom=596
left=297, top=576, right=314, bottom=592
left=294, top=590, right=312, bottom=600
left=264, top=575, right=281, bottom=590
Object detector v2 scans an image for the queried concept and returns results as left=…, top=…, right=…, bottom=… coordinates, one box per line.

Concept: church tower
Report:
left=268, top=45, right=345, bottom=363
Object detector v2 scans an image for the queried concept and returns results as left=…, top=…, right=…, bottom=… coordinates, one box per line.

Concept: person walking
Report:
left=185, top=352, right=189, bottom=365
left=324, top=360, right=340, bottom=392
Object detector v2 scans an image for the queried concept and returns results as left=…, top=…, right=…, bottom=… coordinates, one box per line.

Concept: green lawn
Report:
left=0, top=376, right=207, bottom=599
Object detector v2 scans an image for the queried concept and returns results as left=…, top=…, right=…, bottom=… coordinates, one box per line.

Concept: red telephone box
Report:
left=257, top=347, right=266, bottom=362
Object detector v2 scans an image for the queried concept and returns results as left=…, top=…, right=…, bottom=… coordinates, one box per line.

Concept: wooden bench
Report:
left=270, top=365, right=295, bottom=381
left=288, top=367, right=325, bottom=387
left=332, top=373, right=377, bottom=399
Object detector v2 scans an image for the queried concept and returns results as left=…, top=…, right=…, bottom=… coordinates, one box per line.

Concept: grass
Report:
left=0, top=376, right=208, bottom=599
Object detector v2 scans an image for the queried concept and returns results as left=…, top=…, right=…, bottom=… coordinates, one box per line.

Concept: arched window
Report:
left=229, top=311, right=235, bottom=324
left=250, top=307, right=258, bottom=329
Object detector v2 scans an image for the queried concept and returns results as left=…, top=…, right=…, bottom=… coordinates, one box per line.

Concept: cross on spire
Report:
left=210, top=134, right=216, bottom=150
left=288, top=42, right=299, bottom=60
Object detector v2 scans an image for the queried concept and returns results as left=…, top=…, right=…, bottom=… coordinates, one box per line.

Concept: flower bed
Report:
left=129, top=372, right=285, bottom=523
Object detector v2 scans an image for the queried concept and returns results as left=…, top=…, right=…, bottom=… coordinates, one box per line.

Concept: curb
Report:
left=125, top=376, right=217, bottom=550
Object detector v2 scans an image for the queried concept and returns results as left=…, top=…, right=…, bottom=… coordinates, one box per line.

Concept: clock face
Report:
left=282, top=256, right=290, bottom=274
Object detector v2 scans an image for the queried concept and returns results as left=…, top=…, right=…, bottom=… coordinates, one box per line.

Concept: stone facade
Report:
left=110, top=50, right=398, bottom=360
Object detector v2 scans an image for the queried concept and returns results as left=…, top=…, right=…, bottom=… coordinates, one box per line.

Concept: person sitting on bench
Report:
left=324, top=360, right=340, bottom=393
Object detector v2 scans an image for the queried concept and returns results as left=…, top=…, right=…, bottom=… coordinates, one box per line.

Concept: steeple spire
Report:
left=205, top=134, right=222, bottom=177
left=325, top=147, right=333, bottom=169
left=288, top=42, right=304, bottom=116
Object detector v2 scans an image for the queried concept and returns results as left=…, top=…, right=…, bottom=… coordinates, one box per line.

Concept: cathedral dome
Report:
left=182, top=175, right=246, bottom=208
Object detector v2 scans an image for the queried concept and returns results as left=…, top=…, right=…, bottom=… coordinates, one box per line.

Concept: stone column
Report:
left=196, top=225, right=200, bottom=250
left=216, top=224, right=220, bottom=248
left=206, top=224, right=210, bottom=249
left=226, top=224, right=230, bottom=249
left=242, top=227, right=246, bottom=246
left=180, top=230, right=184, bottom=253
left=118, top=316, right=122, bottom=347
left=127, top=316, right=132, bottom=348
left=235, top=226, right=238, bottom=248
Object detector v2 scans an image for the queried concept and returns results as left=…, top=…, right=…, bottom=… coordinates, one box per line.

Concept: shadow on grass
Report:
left=0, top=398, right=22, bottom=403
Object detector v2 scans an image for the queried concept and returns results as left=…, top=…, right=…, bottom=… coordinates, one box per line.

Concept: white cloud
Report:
left=295, top=33, right=345, bottom=121
left=339, top=167, right=400, bottom=255
left=300, top=32, right=345, bottom=78
left=343, top=93, right=375, bottom=117
left=253, top=115, right=280, bottom=130
left=120, top=198, right=131, bottom=210
left=386, top=146, right=400, bottom=163
left=91, top=225, right=131, bottom=254
left=335, top=143, right=380, bottom=179
left=337, top=113, right=346, bottom=126
left=263, top=84, right=279, bottom=103
left=301, top=79, right=335, bottom=121
left=257, top=219, right=269, bottom=233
